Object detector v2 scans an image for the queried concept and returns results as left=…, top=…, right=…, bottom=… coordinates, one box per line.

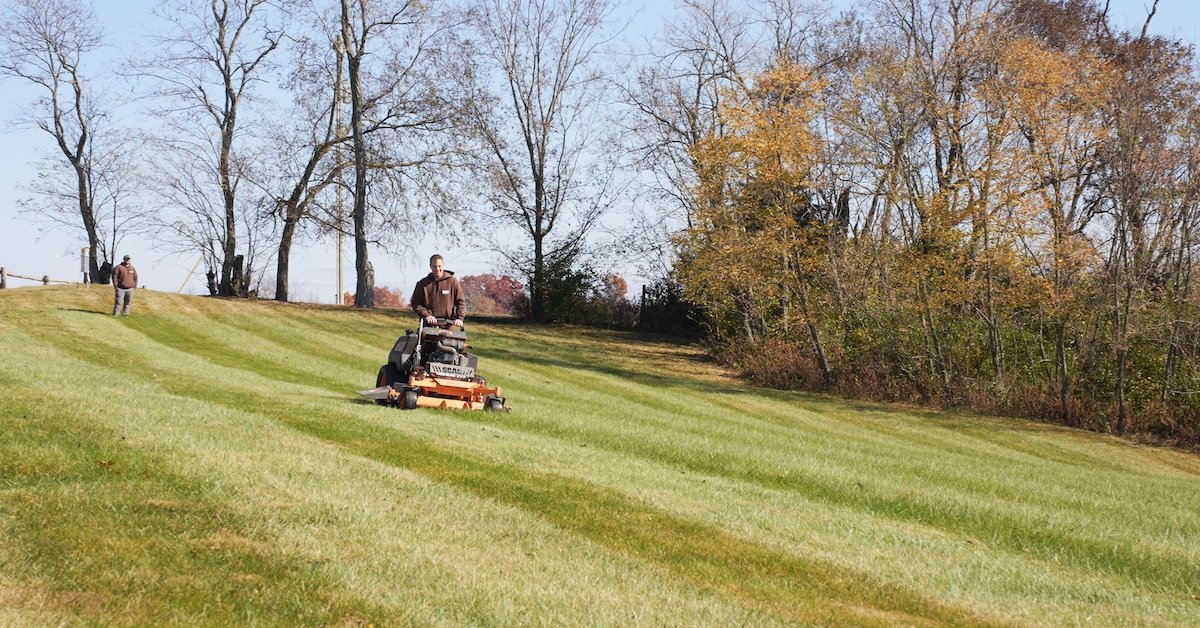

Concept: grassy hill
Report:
left=1, top=285, right=1198, bottom=626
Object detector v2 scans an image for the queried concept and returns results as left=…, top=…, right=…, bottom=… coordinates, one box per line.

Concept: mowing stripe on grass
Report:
left=216, top=313, right=380, bottom=374
left=16, top=306, right=1200, bottom=599
left=9, top=312, right=997, bottom=626
left=0, top=375, right=396, bottom=625
left=6, top=289, right=1198, bottom=625
left=425, top=348, right=1200, bottom=596
left=87, top=307, right=1200, bottom=597
left=127, top=315, right=351, bottom=393
left=283, top=411, right=995, bottom=627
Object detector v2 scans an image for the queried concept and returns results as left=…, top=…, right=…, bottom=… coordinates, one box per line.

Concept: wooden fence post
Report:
left=1, top=267, right=6, bottom=289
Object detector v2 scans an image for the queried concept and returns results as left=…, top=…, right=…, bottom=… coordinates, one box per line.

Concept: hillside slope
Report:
left=1, top=286, right=1198, bottom=625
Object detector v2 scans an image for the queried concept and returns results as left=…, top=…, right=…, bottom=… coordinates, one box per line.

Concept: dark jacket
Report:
left=112, top=262, right=138, bottom=289
left=411, top=270, right=465, bottom=320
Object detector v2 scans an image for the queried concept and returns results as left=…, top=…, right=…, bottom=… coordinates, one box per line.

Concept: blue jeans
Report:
left=113, top=287, right=135, bottom=316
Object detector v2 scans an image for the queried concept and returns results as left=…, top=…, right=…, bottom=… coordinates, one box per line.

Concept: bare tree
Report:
left=619, top=0, right=752, bottom=247
left=1098, top=27, right=1192, bottom=433
left=621, top=0, right=832, bottom=337
left=138, top=0, right=283, bottom=296
left=20, top=128, right=154, bottom=280
left=0, top=0, right=118, bottom=282
left=338, top=0, right=464, bottom=309
left=465, top=0, right=620, bottom=322
left=260, top=7, right=350, bottom=303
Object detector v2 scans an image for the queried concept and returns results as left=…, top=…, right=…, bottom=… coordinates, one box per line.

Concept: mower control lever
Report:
left=431, top=317, right=463, bottom=330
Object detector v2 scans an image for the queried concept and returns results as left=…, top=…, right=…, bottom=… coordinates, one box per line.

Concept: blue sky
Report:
left=0, top=0, right=1195, bottom=301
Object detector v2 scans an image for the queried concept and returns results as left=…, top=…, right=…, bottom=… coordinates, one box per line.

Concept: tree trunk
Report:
left=218, top=103, right=239, bottom=296
left=735, top=290, right=755, bottom=342
left=796, top=281, right=832, bottom=387
left=1115, top=346, right=1128, bottom=434
left=343, top=0, right=373, bottom=309
left=918, top=277, right=952, bottom=399
left=275, top=209, right=298, bottom=302
left=531, top=232, right=545, bottom=321
left=1160, top=322, right=1179, bottom=402
left=72, top=161, right=102, bottom=282
left=1114, top=282, right=1132, bottom=434
left=1161, top=224, right=1192, bottom=401
left=1055, top=320, right=1070, bottom=425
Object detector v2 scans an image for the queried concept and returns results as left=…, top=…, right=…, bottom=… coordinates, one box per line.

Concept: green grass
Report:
left=1, top=285, right=1198, bottom=625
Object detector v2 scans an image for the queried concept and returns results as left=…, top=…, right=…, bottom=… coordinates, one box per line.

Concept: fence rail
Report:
left=0, top=267, right=87, bottom=289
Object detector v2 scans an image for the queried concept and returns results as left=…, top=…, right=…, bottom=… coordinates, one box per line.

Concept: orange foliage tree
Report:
left=677, top=60, right=832, bottom=379
left=343, top=286, right=407, bottom=308
left=459, top=274, right=524, bottom=316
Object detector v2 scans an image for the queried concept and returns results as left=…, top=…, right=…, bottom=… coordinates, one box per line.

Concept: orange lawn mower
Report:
left=360, top=318, right=509, bottom=411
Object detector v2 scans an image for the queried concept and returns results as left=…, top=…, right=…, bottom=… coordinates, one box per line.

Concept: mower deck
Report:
left=359, top=318, right=509, bottom=412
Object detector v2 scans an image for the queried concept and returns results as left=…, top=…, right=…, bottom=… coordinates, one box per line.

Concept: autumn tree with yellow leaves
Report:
left=676, top=61, right=839, bottom=382
left=645, top=0, right=1200, bottom=446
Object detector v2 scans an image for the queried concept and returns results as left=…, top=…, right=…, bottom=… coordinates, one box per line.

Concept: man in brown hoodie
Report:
left=112, top=255, right=138, bottom=316
left=411, top=254, right=465, bottom=327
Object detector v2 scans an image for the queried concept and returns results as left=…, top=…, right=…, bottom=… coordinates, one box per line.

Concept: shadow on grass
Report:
left=485, top=346, right=749, bottom=398
left=60, top=308, right=109, bottom=316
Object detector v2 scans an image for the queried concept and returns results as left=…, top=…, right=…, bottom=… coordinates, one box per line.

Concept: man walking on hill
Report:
left=112, top=255, right=138, bottom=317
left=411, top=254, right=464, bottom=327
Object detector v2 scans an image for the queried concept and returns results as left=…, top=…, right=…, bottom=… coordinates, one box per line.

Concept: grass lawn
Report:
left=1, top=285, right=1198, bottom=625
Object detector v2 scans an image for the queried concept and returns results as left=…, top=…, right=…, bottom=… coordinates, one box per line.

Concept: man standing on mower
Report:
left=411, top=254, right=465, bottom=327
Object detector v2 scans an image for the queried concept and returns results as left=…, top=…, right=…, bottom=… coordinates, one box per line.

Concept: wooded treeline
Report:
left=4, top=0, right=1198, bottom=442
left=643, top=0, right=1200, bottom=444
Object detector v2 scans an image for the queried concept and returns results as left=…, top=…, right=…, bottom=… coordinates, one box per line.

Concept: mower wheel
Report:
left=402, top=388, right=419, bottom=410
left=375, top=365, right=397, bottom=406
left=486, top=398, right=505, bottom=412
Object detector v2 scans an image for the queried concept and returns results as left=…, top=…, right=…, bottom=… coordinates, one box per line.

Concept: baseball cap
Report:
left=122, top=255, right=131, bottom=260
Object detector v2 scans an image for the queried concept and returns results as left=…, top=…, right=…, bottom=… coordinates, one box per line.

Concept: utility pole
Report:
left=334, top=34, right=347, bottom=305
